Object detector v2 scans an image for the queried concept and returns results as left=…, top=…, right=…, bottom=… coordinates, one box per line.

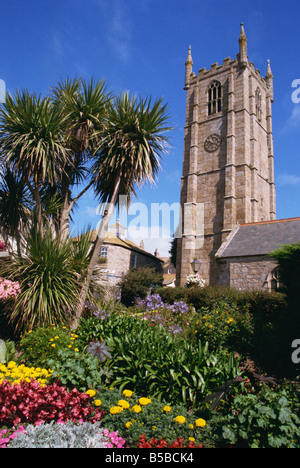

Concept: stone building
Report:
left=75, top=222, right=163, bottom=288
left=176, top=24, right=300, bottom=290
left=216, top=217, right=300, bottom=290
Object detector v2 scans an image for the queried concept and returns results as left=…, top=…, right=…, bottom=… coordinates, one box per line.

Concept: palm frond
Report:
left=0, top=90, right=69, bottom=185
left=93, top=91, right=173, bottom=205
left=1, top=223, right=96, bottom=332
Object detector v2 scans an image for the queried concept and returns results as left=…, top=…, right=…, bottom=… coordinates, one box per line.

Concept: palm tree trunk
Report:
left=59, top=198, right=70, bottom=242
left=59, top=180, right=94, bottom=243
left=26, top=180, right=43, bottom=233
left=71, top=174, right=121, bottom=329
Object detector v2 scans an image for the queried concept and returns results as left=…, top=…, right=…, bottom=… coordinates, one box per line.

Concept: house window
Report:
left=208, top=80, right=222, bottom=115
left=100, top=246, right=108, bottom=259
left=256, top=88, right=262, bottom=122
left=130, top=254, right=137, bottom=269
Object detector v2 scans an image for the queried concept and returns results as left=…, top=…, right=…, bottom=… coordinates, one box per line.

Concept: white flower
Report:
left=185, top=274, right=206, bottom=288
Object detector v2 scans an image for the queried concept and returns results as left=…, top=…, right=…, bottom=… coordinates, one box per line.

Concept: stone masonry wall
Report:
left=217, top=255, right=278, bottom=290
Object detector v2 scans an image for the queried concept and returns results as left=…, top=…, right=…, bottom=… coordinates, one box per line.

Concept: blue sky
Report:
left=0, top=0, right=300, bottom=256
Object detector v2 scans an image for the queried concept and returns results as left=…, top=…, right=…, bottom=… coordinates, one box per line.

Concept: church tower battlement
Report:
left=177, top=24, right=276, bottom=286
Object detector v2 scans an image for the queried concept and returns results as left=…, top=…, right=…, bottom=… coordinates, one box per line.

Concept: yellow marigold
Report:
left=125, top=422, right=132, bottom=428
left=189, top=437, right=195, bottom=442
left=174, top=415, right=186, bottom=424
left=122, top=389, right=133, bottom=398
left=118, top=399, right=130, bottom=409
left=110, top=406, right=123, bottom=414
left=0, top=363, right=52, bottom=385
left=163, top=406, right=171, bottom=412
left=7, top=361, right=16, bottom=369
left=94, top=400, right=102, bottom=407
left=139, top=397, right=151, bottom=406
left=86, top=389, right=96, bottom=397
left=132, top=405, right=142, bottom=413
left=195, top=418, right=206, bottom=427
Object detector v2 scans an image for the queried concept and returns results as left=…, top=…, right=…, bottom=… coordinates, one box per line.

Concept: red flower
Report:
left=137, top=434, right=203, bottom=449
left=0, top=380, right=105, bottom=428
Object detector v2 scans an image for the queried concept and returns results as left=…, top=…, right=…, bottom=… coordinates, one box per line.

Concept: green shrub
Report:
left=211, top=387, right=300, bottom=448
left=187, top=301, right=253, bottom=353
left=77, top=314, right=241, bottom=408
left=19, top=326, right=76, bottom=367
left=155, top=286, right=188, bottom=305
left=118, top=267, right=163, bottom=307
left=167, top=285, right=292, bottom=376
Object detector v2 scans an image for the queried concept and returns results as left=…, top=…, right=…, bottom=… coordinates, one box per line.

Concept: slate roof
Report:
left=73, top=228, right=163, bottom=262
left=216, top=217, right=300, bottom=258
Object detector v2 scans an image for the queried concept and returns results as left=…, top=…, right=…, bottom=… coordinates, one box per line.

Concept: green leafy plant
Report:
left=19, top=326, right=76, bottom=367
left=46, top=348, right=113, bottom=392
left=2, top=226, right=85, bottom=332
left=211, top=387, right=300, bottom=448
left=77, top=314, right=241, bottom=407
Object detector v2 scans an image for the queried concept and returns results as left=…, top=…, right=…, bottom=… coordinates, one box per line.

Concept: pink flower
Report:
left=0, top=278, right=21, bottom=301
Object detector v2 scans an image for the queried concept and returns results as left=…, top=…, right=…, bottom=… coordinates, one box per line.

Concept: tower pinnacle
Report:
left=238, top=23, right=248, bottom=68
left=266, top=59, right=273, bottom=79
left=266, top=59, right=274, bottom=101
left=184, top=46, right=193, bottom=89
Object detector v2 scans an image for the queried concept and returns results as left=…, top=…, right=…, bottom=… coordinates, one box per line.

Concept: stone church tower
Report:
left=176, top=24, right=276, bottom=286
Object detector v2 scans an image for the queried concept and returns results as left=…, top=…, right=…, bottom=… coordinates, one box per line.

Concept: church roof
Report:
left=216, top=217, right=300, bottom=258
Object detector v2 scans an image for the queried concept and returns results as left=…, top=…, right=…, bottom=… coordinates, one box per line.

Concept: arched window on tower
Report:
left=208, top=81, right=222, bottom=115
left=255, top=88, right=262, bottom=122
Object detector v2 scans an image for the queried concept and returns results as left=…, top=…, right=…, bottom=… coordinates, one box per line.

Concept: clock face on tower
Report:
left=204, top=133, right=222, bottom=153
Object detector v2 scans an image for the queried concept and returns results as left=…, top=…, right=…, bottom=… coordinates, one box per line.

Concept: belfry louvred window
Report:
left=208, top=80, right=222, bottom=115
left=256, top=88, right=262, bottom=122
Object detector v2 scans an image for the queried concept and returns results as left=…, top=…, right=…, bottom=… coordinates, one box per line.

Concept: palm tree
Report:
left=71, top=92, right=172, bottom=328
left=0, top=79, right=110, bottom=242
left=0, top=90, right=69, bottom=233
left=0, top=165, right=32, bottom=255
left=50, top=78, right=110, bottom=241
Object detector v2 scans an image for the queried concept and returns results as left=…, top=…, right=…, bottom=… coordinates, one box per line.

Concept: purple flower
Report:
left=168, top=324, right=183, bottom=335
left=93, top=309, right=110, bottom=321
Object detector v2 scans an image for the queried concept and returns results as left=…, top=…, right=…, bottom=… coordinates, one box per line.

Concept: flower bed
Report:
left=0, top=295, right=299, bottom=449
left=0, top=378, right=210, bottom=448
